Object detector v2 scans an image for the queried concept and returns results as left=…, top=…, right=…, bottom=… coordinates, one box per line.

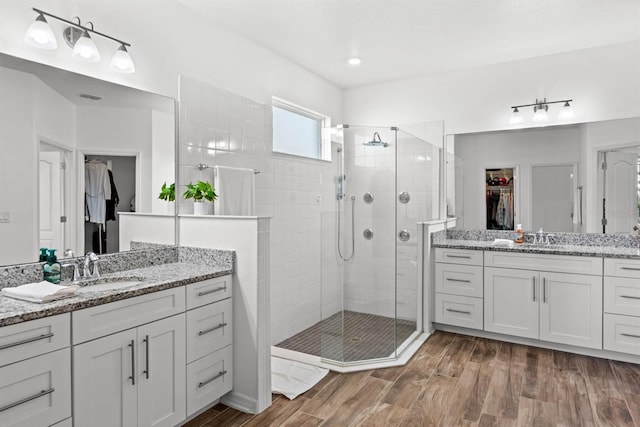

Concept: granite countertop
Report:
left=433, top=239, right=640, bottom=259
left=0, top=261, right=233, bottom=327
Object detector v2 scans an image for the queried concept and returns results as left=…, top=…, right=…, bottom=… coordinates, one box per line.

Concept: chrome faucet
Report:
left=61, top=262, right=80, bottom=282
left=83, top=252, right=104, bottom=278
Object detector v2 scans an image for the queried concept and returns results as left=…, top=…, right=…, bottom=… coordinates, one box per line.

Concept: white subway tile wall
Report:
left=179, top=76, right=335, bottom=344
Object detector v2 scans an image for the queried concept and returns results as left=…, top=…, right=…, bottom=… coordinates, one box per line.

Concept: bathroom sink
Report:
left=76, top=277, right=145, bottom=293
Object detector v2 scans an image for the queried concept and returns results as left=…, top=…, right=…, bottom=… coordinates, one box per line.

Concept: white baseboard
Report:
left=221, top=391, right=259, bottom=414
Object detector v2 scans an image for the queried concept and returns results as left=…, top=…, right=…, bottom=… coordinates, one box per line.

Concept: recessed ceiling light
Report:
left=348, top=57, right=361, bottom=66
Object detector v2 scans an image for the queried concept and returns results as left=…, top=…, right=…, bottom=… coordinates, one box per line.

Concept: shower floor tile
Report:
left=275, top=310, right=416, bottom=362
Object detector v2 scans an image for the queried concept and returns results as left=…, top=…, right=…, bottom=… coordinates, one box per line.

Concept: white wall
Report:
left=0, top=0, right=342, bottom=123
left=151, top=110, right=176, bottom=214
left=344, top=41, right=640, bottom=135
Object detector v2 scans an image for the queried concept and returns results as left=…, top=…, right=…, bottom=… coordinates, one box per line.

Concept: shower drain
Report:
left=350, top=337, right=363, bottom=343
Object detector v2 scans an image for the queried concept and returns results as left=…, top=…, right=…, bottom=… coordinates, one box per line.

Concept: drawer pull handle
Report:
left=143, top=335, right=150, bottom=380
left=446, top=255, right=472, bottom=259
left=198, top=322, right=228, bottom=336
left=198, top=370, right=227, bottom=388
left=0, top=332, right=54, bottom=351
left=621, top=267, right=640, bottom=271
left=198, top=286, right=226, bottom=297
left=445, top=278, right=471, bottom=283
left=129, top=340, right=136, bottom=385
left=620, top=295, right=640, bottom=300
left=0, top=388, right=54, bottom=412
left=621, top=333, right=640, bottom=339
left=445, top=308, right=472, bottom=315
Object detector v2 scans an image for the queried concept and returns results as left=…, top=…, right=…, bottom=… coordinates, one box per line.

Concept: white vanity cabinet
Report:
left=185, top=275, right=233, bottom=417
left=72, top=288, right=186, bottom=427
left=603, top=258, right=640, bottom=355
left=484, top=252, right=603, bottom=349
left=434, top=248, right=484, bottom=330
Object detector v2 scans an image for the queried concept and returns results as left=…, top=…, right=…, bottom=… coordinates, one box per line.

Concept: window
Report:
left=272, top=97, right=330, bottom=160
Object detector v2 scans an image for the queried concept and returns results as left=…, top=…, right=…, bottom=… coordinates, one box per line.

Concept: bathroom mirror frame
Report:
left=0, top=52, right=178, bottom=267
left=445, top=117, right=640, bottom=234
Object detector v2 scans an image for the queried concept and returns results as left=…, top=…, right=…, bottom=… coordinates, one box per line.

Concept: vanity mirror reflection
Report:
left=0, top=52, right=176, bottom=266
left=446, top=117, right=640, bottom=234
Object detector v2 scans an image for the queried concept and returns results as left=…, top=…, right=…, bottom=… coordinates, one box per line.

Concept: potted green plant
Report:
left=183, top=180, right=217, bottom=215
left=158, top=182, right=175, bottom=202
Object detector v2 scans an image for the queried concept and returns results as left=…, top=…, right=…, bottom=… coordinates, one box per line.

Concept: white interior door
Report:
left=39, top=150, right=63, bottom=251
left=604, top=151, right=638, bottom=234
left=531, top=164, right=574, bottom=232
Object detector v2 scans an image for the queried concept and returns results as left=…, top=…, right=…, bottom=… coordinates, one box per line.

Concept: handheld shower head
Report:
left=363, top=132, right=389, bottom=147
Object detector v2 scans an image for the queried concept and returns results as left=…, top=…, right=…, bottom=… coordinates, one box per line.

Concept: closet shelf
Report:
left=486, top=185, right=513, bottom=190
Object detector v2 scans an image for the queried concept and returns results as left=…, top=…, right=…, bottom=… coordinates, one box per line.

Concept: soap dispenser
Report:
left=45, top=249, right=62, bottom=284
left=39, top=247, right=49, bottom=262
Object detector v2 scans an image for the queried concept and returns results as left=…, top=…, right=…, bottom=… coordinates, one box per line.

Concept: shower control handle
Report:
left=398, top=230, right=410, bottom=242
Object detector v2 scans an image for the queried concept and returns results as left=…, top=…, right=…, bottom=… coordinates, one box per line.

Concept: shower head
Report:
left=363, top=132, right=388, bottom=147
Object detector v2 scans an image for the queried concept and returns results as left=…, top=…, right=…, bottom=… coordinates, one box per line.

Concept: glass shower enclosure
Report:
left=276, top=125, right=439, bottom=368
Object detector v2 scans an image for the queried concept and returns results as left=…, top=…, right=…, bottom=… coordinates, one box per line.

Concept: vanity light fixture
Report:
left=509, top=98, right=574, bottom=125
left=24, top=8, right=135, bottom=73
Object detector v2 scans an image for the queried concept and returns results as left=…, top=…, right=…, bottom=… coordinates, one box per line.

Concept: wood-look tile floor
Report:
left=183, top=331, right=640, bottom=427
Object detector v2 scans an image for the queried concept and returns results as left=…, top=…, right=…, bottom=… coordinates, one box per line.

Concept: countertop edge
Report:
left=0, top=268, right=233, bottom=328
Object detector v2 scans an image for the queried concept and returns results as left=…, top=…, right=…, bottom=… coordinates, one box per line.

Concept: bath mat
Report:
left=271, top=356, right=329, bottom=400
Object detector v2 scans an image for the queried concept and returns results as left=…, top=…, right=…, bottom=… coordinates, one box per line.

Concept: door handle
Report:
left=532, top=276, right=536, bottom=302
left=143, top=335, right=150, bottom=379
left=543, top=277, right=547, bottom=303
left=128, top=339, right=135, bottom=385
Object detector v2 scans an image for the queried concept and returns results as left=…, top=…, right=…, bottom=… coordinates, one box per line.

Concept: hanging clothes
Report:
left=105, top=169, right=120, bottom=221
left=496, top=192, right=506, bottom=227
left=85, top=160, right=111, bottom=225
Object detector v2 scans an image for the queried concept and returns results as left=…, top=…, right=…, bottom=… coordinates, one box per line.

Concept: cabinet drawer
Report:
left=72, top=287, right=186, bottom=344
left=604, top=258, right=640, bottom=278
left=186, top=275, right=232, bottom=310
left=604, top=314, right=640, bottom=356
left=435, top=248, right=483, bottom=266
left=187, top=298, right=233, bottom=363
left=435, top=263, right=483, bottom=297
left=604, top=276, right=640, bottom=317
left=484, top=252, right=602, bottom=276
left=0, top=347, right=71, bottom=427
left=435, top=293, right=483, bottom=330
left=186, top=345, right=233, bottom=417
left=0, top=313, right=70, bottom=368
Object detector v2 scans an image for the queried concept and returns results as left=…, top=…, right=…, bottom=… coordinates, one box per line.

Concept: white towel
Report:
left=214, top=166, right=255, bottom=216
left=271, top=356, right=329, bottom=400
left=1, top=281, right=79, bottom=303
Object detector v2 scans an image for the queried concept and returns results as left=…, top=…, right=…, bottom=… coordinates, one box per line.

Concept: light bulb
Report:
left=348, top=57, right=361, bottom=65
left=558, top=101, right=574, bottom=120
left=532, top=105, right=548, bottom=122
left=509, top=107, right=524, bottom=125
left=24, top=14, right=57, bottom=49
left=72, top=31, right=101, bottom=62
left=110, top=45, right=135, bottom=73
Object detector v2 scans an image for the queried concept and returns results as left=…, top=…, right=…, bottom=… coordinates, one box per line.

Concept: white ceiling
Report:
left=176, top=0, right=640, bottom=88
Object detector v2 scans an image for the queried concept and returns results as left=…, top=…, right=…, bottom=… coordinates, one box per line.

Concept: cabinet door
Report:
left=137, top=314, right=186, bottom=427
left=73, top=329, right=138, bottom=427
left=539, top=272, right=602, bottom=349
left=484, top=268, right=539, bottom=339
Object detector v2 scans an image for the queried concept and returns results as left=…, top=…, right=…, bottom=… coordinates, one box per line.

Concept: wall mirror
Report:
left=0, top=52, right=176, bottom=266
left=446, top=117, right=640, bottom=234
